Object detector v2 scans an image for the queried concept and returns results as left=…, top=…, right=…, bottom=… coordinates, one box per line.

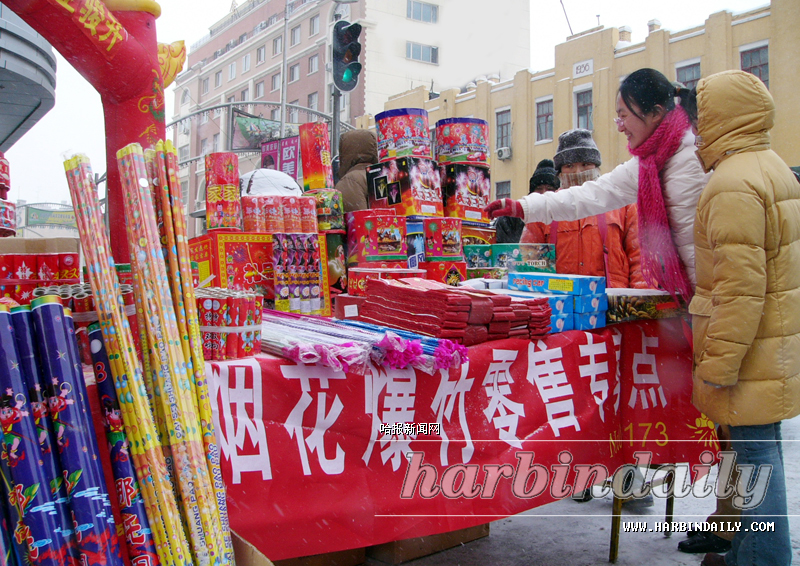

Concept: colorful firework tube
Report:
left=205, top=153, right=241, bottom=231
left=238, top=294, right=253, bottom=358
left=9, top=305, right=75, bottom=530
left=118, top=145, right=223, bottom=566
left=0, top=305, right=79, bottom=566
left=224, top=295, right=240, bottom=361
left=64, top=154, right=192, bottom=566
left=262, top=195, right=284, bottom=234
left=272, top=234, right=290, bottom=312
left=241, top=196, right=266, bottom=233
left=88, top=324, right=160, bottom=566
left=30, top=297, right=124, bottom=566
left=210, top=295, right=225, bottom=362
left=281, top=196, right=302, bottom=233
left=163, top=141, right=232, bottom=563
left=72, top=292, right=95, bottom=366
left=299, top=196, right=318, bottom=234
left=59, top=252, right=80, bottom=281
left=120, top=288, right=144, bottom=368
left=0, top=492, right=18, bottom=566
left=196, top=297, right=211, bottom=360
left=37, top=254, right=60, bottom=282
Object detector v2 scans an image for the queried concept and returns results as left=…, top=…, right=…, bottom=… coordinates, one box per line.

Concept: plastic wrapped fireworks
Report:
left=196, top=288, right=263, bottom=361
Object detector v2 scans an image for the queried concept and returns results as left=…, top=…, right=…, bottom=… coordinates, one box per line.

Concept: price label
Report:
left=548, top=279, right=574, bottom=292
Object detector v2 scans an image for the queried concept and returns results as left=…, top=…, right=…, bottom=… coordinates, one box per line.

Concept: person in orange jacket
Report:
left=520, top=129, right=650, bottom=288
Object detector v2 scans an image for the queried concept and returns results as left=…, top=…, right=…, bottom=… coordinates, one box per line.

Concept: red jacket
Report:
left=520, top=204, right=649, bottom=288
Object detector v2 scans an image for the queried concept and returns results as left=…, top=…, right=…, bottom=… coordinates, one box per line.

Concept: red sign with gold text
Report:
left=208, top=319, right=716, bottom=560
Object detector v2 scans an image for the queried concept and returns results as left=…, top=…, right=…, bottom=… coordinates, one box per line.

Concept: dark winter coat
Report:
left=335, top=129, right=378, bottom=213
left=495, top=216, right=525, bottom=243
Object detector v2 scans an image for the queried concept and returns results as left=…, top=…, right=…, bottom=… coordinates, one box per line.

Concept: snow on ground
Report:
left=365, top=416, right=800, bottom=566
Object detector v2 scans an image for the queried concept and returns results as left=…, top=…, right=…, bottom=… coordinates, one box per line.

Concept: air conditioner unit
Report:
left=496, top=147, right=512, bottom=160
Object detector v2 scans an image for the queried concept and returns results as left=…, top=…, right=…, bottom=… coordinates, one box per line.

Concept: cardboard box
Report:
left=441, top=163, right=491, bottom=223
left=0, top=237, right=80, bottom=254
left=421, top=260, right=467, bottom=286
left=367, top=157, right=443, bottom=217
left=406, top=220, right=425, bottom=269
left=189, top=231, right=274, bottom=298
left=461, top=223, right=496, bottom=246
left=489, top=289, right=573, bottom=314
left=574, top=311, right=607, bottom=330
left=463, top=245, right=492, bottom=268
left=493, top=243, right=556, bottom=273
left=551, top=313, right=573, bottom=333
left=365, top=215, right=407, bottom=261
left=466, top=266, right=506, bottom=280
left=423, top=217, right=462, bottom=259
left=508, top=272, right=605, bottom=295
left=573, top=293, right=608, bottom=314
left=345, top=208, right=396, bottom=266
left=606, top=288, right=683, bottom=324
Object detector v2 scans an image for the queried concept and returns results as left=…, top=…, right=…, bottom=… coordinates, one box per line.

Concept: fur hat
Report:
left=553, top=129, right=602, bottom=172
left=529, top=159, right=560, bottom=192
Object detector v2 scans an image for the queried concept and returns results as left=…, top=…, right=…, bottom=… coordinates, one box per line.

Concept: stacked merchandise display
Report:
left=64, top=144, right=232, bottom=566
left=196, top=287, right=263, bottom=361
left=0, top=239, right=81, bottom=304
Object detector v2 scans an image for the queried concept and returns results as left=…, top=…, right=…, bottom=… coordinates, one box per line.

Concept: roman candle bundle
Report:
left=64, top=154, right=193, bottom=566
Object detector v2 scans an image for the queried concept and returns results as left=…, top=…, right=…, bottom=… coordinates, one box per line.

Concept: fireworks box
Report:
left=492, top=243, right=556, bottom=273
left=366, top=157, right=443, bottom=217
left=365, top=215, right=407, bottom=262
left=466, top=266, right=506, bottom=280
left=0, top=237, right=81, bottom=303
left=423, top=217, right=462, bottom=259
left=406, top=221, right=425, bottom=269
left=573, top=293, right=608, bottom=314
left=461, top=223, right=496, bottom=246
left=421, top=260, right=467, bottom=286
left=299, top=122, right=334, bottom=191
left=441, top=163, right=491, bottom=224
left=551, top=313, right=573, bottom=333
left=574, top=311, right=607, bottom=330
left=605, top=288, right=683, bottom=324
left=347, top=267, right=426, bottom=297
left=346, top=208, right=397, bottom=266
left=189, top=231, right=274, bottom=299
left=508, top=272, right=605, bottom=296
left=463, top=245, right=492, bottom=268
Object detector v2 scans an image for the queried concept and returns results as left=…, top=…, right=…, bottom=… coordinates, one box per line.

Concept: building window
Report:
left=289, top=101, right=299, bottom=123
left=228, top=61, right=236, bottom=80
left=676, top=63, right=701, bottom=90
left=181, top=89, right=190, bottom=105
left=213, top=133, right=220, bottom=152
left=308, top=92, right=318, bottom=111
left=406, top=41, right=438, bottom=64
left=496, top=181, right=511, bottom=200
left=496, top=109, right=511, bottom=149
left=201, top=78, right=209, bottom=94
left=271, top=108, right=280, bottom=120
left=308, top=54, right=319, bottom=74
left=536, top=99, right=553, bottom=142
left=576, top=89, right=593, bottom=130
left=178, top=144, right=190, bottom=161
left=309, top=14, right=320, bottom=36
left=257, top=45, right=266, bottom=64
left=241, top=88, right=249, bottom=101
left=273, top=36, right=283, bottom=55
left=200, top=138, right=208, bottom=155
left=272, top=72, right=281, bottom=91
left=407, top=0, right=438, bottom=23
left=256, top=81, right=265, bottom=98
left=227, top=95, right=236, bottom=104
left=180, top=180, right=189, bottom=205
left=289, top=64, right=300, bottom=82
left=741, top=44, right=768, bottom=88
left=242, top=53, right=251, bottom=72
left=290, top=25, right=301, bottom=47
left=215, top=71, right=222, bottom=88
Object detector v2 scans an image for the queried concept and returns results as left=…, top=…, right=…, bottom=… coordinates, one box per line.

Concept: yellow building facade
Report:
left=358, top=0, right=799, bottom=200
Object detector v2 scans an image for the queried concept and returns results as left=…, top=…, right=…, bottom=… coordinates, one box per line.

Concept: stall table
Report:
left=206, top=319, right=716, bottom=562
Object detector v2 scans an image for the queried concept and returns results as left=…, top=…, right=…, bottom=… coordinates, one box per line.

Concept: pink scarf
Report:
left=628, top=106, right=693, bottom=303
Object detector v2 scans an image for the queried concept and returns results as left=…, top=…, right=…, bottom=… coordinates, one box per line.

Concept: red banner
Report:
left=208, top=319, right=717, bottom=560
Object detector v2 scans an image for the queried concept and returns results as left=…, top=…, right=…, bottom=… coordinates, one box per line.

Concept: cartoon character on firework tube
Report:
left=328, top=244, right=347, bottom=292
left=44, top=378, right=75, bottom=453
left=101, top=395, right=129, bottom=463
left=0, top=390, right=29, bottom=467
left=28, top=384, right=51, bottom=455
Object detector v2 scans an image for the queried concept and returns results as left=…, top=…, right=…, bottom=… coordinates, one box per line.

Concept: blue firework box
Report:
left=508, top=272, right=606, bottom=295
left=573, top=293, right=608, bottom=313
left=574, top=311, right=607, bottom=330
left=550, top=313, right=573, bottom=333
left=492, top=289, right=573, bottom=315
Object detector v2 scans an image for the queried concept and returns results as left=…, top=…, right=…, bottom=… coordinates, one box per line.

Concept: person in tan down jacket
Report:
left=335, top=129, right=378, bottom=213
left=691, top=70, right=800, bottom=566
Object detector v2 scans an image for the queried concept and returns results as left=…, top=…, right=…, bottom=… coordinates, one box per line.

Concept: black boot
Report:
left=678, top=532, right=731, bottom=554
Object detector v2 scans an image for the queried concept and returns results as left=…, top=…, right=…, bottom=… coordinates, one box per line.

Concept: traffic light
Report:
left=332, top=20, right=362, bottom=92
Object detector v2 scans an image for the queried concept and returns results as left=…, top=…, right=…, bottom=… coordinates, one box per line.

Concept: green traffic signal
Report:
left=343, top=68, right=353, bottom=83
left=333, top=20, right=363, bottom=92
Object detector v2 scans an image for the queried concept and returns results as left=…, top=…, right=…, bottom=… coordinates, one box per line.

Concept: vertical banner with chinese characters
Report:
left=260, top=137, right=301, bottom=183
left=208, top=319, right=715, bottom=561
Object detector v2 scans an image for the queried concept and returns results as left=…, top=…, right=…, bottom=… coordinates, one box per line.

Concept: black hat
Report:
left=553, top=129, right=602, bottom=172
left=529, top=159, right=560, bottom=193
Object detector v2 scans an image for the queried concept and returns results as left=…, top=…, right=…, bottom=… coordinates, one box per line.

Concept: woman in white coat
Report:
left=486, top=68, right=708, bottom=303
